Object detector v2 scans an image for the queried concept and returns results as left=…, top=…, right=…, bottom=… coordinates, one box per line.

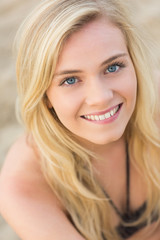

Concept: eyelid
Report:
left=59, top=76, right=79, bottom=86
left=104, top=60, right=126, bottom=73
left=58, top=59, right=127, bottom=86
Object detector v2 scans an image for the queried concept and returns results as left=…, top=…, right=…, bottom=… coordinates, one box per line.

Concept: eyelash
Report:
left=105, top=61, right=126, bottom=74
left=59, top=60, right=126, bottom=86
left=59, top=76, right=79, bottom=86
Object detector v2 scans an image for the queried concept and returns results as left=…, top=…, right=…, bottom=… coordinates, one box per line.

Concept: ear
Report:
left=47, top=99, right=53, bottom=109
left=44, top=93, right=53, bottom=109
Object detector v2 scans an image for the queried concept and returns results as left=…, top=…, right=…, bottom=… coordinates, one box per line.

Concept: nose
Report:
left=85, top=77, right=113, bottom=106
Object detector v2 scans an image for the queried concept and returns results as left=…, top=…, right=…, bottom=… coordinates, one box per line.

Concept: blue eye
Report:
left=64, top=77, right=77, bottom=85
left=105, top=62, right=126, bottom=74
left=107, top=65, right=119, bottom=73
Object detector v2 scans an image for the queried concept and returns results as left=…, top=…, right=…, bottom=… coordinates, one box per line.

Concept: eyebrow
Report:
left=101, top=53, right=127, bottom=66
left=54, top=53, right=127, bottom=77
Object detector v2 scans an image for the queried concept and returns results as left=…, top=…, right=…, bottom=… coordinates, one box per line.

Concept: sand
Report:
left=0, top=0, right=160, bottom=239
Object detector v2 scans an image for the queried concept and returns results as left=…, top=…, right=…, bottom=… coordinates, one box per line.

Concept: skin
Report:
left=0, top=18, right=160, bottom=240
left=47, top=18, right=137, bottom=147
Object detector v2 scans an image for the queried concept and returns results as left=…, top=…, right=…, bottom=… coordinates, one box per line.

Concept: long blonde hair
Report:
left=15, top=0, right=160, bottom=239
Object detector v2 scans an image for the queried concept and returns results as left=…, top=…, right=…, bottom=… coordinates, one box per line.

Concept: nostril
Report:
left=85, top=88, right=113, bottom=106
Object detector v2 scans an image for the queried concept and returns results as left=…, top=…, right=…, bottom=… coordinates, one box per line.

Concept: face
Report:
left=47, top=18, right=137, bottom=146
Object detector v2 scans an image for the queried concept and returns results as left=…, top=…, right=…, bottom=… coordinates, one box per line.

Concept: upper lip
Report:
left=81, top=103, right=122, bottom=117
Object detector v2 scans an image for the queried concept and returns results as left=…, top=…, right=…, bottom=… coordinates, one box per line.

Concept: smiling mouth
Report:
left=81, top=104, right=122, bottom=121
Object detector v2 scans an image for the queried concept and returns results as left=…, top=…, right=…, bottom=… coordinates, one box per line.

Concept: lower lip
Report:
left=82, top=104, right=122, bottom=125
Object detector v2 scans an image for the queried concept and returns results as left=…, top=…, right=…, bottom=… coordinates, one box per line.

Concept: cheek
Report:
left=124, top=74, right=137, bottom=109
left=130, top=73, right=137, bottom=98
left=48, top=90, right=83, bottom=121
left=124, top=67, right=137, bottom=94
left=115, top=71, right=137, bottom=111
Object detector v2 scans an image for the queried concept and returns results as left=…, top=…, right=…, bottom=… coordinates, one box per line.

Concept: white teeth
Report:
left=99, top=115, right=105, bottom=120
left=115, top=106, right=119, bottom=113
left=110, top=110, right=114, bottom=116
left=91, top=115, right=95, bottom=120
left=84, top=105, right=120, bottom=121
left=105, top=112, right=110, bottom=119
left=95, top=115, right=100, bottom=121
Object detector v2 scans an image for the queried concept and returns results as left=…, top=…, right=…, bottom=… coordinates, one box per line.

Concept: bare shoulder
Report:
left=1, top=134, right=38, bottom=172
left=0, top=134, right=45, bottom=194
left=0, top=134, right=84, bottom=240
left=0, top=134, right=59, bottom=205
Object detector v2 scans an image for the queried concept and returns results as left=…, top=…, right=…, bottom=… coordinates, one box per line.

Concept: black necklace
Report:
left=102, top=148, right=158, bottom=239
left=102, top=146, right=130, bottom=219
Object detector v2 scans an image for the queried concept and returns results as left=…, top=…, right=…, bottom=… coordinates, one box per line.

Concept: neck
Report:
left=91, top=136, right=127, bottom=200
left=91, top=135, right=126, bottom=165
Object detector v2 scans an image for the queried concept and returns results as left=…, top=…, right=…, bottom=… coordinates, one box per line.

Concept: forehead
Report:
left=56, top=18, right=128, bottom=70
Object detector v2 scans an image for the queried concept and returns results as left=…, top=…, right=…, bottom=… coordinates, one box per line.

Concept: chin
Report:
left=88, top=129, right=125, bottom=146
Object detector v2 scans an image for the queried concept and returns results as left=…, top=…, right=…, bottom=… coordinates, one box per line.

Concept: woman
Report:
left=0, top=0, right=160, bottom=239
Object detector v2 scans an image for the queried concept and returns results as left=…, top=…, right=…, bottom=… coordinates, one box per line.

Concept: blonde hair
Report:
left=15, top=0, right=160, bottom=239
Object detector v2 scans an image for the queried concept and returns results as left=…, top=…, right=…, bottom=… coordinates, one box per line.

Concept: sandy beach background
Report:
left=0, top=0, right=160, bottom=239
